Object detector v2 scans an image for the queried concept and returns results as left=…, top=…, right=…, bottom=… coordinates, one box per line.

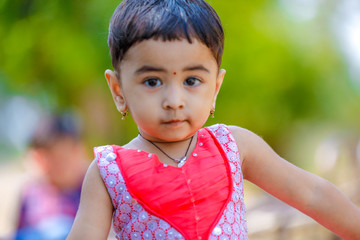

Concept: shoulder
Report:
left=227, top=125, right=264, bottom=149
left=207, top=124, right=264, bottom=167
left=227, top=125, right=255, bottom=138
left=85, top=159, right=103, bottom=185
left=207, top=124, right=257, bottom=139
left=206, top=123, right=261, bottom=146
left=226, top=124, right=266, bottom=146
left=226, top=125, right=277, bottom=179
left=66, top=159, right=113, bottom=239
left=79, top=159, right=113, bottom=215
left=94, top=145, right=117, bottom=159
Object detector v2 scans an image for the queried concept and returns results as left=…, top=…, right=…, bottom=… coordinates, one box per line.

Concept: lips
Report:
left=164, top=119, right=183, bottom=123
left=162, top=119, right=185, bottom=126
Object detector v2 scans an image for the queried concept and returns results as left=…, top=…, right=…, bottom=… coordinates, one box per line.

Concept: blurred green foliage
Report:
left=1, top=0, right=359, bottom=164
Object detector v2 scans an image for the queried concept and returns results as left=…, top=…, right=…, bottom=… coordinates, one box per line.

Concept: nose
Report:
left=162, top=84, right=185, bottom=110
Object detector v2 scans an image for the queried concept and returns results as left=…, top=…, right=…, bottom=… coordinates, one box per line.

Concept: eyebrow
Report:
left=135, top=65, right=166, bottom=75
left=134, top=64, right=210, bottom=75
left=183, top=64, right=210, bottom=73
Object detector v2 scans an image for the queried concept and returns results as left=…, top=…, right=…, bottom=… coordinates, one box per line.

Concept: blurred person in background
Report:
left=14, top=113, right=89, bottom=240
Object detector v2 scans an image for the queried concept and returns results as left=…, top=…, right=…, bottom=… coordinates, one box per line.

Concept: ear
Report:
left=105, top=69, right=127, bottom=113
left=30, top=149, right=48, bottom=173
left=212, top=68, right=226, bottom=109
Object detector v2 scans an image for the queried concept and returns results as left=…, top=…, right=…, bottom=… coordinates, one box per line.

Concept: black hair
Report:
left=29, top=113, right=81, bottom=149
left=108, top=0, right=224, bottom=71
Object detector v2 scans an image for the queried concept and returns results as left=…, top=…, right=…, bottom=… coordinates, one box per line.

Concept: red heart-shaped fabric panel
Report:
left=114, top=128, right=232, bottom=239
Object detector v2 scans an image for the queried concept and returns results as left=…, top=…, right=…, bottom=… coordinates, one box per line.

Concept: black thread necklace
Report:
left=138, top=133, right=194, bottom=167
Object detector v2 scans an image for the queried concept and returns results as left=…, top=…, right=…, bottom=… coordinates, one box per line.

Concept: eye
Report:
left=144, top=78, right=162, bottom=87
left=184, top=77, right=201, bottom=86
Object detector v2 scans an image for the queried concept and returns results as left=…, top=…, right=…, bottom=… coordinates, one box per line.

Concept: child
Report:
left=16, top=113, right=88, bottom=240
left=67, top=0, right=360, bottom=239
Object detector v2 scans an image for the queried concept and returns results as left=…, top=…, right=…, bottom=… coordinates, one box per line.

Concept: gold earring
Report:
left=120, top=111, right=128, bottom=120
left=210, top=109, right=215, bottom=118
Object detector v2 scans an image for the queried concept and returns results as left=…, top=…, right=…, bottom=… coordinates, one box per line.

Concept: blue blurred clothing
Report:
left=15, top=180, right=81, bottom=240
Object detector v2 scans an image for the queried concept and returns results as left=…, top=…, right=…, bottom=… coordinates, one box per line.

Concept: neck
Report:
left=137, top=132, right=197, bottom=166
left=139, top=134, right=194, bottom=144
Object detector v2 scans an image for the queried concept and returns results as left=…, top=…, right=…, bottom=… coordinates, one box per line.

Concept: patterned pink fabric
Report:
left=95, top=124, right=247, bottom=240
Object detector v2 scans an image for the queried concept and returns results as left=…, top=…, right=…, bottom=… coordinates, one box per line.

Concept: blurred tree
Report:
left=0, top=0, right=359, bottom=161
left=210, top=0, right=360, bottom=157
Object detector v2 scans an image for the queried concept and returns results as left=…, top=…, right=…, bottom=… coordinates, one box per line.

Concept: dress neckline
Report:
left=118, top=130, right=201, bottom=168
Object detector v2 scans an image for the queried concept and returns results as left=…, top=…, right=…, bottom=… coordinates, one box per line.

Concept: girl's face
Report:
left=106, top=39, right=225, bottom=142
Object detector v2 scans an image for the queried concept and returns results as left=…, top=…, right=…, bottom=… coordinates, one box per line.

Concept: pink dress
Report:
left=95, top=124, right=248, bottom=240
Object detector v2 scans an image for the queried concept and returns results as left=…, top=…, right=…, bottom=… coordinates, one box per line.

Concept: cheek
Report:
left=126, top=89, right=159, bottom=110
left=128, top=104, right=156, bottom=125
left=196, top=90, right=215, bottom=105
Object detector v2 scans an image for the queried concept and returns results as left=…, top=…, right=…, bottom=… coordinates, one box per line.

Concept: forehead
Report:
left=119, top=39, right=218, bottom=72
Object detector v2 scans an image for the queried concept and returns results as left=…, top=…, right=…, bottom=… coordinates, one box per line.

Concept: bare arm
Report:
left=67, top=160, right=113, bottom=240
left=229, top=125, right=360, bottom=240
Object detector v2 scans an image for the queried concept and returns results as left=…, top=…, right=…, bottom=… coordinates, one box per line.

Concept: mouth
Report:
left=162, top=119, right=185, bottom=126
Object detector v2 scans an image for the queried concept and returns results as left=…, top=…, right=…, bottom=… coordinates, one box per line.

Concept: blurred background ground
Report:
left=1, top=0, right=360, bottom=239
